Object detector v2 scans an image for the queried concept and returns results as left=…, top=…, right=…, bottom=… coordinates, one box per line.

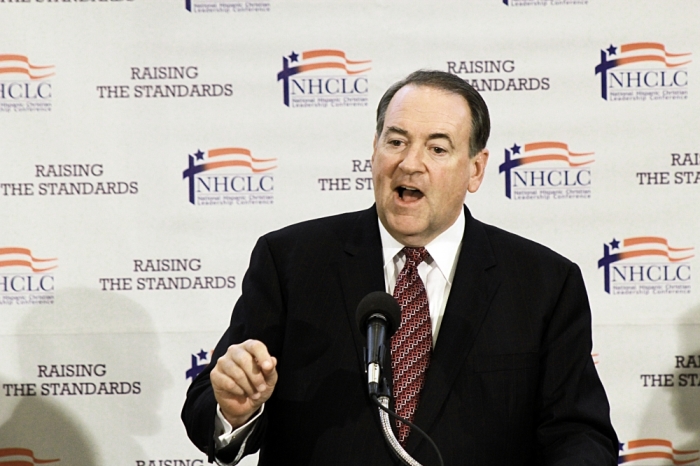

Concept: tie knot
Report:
left=403, top=247, right=429, bottom=267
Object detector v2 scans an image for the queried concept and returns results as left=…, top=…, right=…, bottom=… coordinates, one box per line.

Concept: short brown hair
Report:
left=376, top=70, right=490, bottom=157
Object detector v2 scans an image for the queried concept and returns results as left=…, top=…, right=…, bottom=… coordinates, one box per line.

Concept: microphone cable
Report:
left=370, top=394, right=445, bottom=466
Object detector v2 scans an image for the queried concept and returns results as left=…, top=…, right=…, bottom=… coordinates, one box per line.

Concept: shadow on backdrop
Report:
left=0, top=288, right=172, bottom=465
left=635, top=303, right=700, bottom=455
left=670, top=303, right=700, bottom=452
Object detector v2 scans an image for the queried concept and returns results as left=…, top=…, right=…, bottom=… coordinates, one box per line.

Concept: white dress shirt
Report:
left=213, top=209, right=465, bottom=462
left=378, top=210, right=464, bottom=344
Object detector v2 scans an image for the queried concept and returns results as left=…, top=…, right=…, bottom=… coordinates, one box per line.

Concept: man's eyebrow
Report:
left=384, top=127, right=455, bottom=149
left=384, top=126, right=408, bottom=137
left=427, top=132, right=455, bottom=149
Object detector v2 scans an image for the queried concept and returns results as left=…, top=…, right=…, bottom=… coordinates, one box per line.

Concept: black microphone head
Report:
left=356, top=291, right=401, bottom=338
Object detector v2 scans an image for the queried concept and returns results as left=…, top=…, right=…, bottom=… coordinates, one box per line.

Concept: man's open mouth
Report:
left=397, top=186, right=424, bottom=201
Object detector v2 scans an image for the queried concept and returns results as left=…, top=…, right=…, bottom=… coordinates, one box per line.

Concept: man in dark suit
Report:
left=182, top=70, right=618, bottom=465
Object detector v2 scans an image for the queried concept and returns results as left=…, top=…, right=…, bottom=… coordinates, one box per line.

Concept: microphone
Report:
left=357, top=292, right=445, bottom=466
left=356, top=291, right=401, bottom=396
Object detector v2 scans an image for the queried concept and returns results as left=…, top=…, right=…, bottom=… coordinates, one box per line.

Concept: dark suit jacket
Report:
left=182, top=205, right=618, bottom=465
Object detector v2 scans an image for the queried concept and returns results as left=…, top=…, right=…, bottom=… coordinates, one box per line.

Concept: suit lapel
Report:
left=406, top=206, right=501, bottom=453
left=339, top=206, right=386, bottom=376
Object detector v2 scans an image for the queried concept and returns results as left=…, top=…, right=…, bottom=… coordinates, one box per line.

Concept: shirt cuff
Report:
left=214, top=403, right=264, bottom=451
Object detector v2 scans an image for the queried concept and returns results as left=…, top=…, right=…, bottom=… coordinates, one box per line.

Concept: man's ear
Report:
left=371, top=134, right=378, bottom=164
left=467, top=148, right=489, bottom=193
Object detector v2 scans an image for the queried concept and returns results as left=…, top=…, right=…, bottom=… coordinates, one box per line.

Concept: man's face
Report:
left=372, top=85, right=489, bottom=247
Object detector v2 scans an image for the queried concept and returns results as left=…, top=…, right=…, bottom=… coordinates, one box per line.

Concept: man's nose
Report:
left=398, top=145, right=424, bottom=174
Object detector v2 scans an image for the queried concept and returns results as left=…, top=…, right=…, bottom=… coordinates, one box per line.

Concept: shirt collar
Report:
left=378, top=208, right=465, bottom=284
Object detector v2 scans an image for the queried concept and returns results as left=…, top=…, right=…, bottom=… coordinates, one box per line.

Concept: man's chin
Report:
left=383, top=217, right=431, bottom=246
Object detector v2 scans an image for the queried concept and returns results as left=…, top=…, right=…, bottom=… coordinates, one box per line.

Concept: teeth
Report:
left=401, top=186, right=418, bottom=191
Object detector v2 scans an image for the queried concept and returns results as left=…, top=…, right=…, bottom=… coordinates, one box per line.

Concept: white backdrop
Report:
left=1, top=1, right=699, bottom=465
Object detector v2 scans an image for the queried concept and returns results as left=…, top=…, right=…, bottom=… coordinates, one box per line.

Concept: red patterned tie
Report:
left=390, top=247, right=432, bottom=445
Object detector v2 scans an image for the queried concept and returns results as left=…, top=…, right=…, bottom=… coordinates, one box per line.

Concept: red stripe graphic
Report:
left=204, top=148, right=277, bottom=173
left=628, top=438, right=698, bottom=455
left=624, top=236, right=694, bottom=253
left=621, top=42, right=690, bottom=58
left=297, top=49, right=371, bottom=75
left=620, top=439, right=699, bottom=465
left=0, top=248, right=57, bottom=273
left=0, top=448, right=60, bottom=465
left=617, top=42, right=692, bottom=68
left=617, top=237, right=694, bottom=263
left=519, top=141, right=594, bottom=167
left=302, top=49, right=371, bottom=66
left=0, top=55, right=55, bottom=80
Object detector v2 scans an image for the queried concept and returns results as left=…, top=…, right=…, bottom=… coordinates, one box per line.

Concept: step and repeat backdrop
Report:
left=1, top=1, right=699, bottom=465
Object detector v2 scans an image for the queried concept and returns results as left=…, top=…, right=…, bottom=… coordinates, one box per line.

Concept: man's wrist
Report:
left=220, top=408, right=256, bottom=431
left=215, top=403, right=264, bottom=447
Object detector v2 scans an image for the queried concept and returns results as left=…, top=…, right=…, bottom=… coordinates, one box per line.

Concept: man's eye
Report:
left=389, top=140, right=403, bottom=147
left=432, top=147, right=447, bottom=154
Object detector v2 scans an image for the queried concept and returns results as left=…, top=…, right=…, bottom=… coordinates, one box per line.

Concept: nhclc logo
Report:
left=186, top=348, right=212, bottom=382
left=0, top=54, right=54, bottom=113
left=0, top=448, right=59, bottom=465
left=598, top=237, right=694, bottom=295
left=182, top=147, right=276, bottom=206
left=0, top=247, right=56, bottom=306
left=277, top=49, right=371, bottom=108
left=619, top=439, right=698, bottom=465
left=595, top=42, right=692, bottom=101
left=497, top=141, right=593, bottom=200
